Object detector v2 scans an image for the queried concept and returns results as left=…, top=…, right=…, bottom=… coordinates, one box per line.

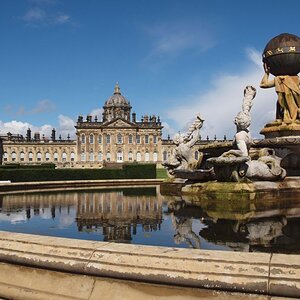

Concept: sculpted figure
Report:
left=221, top=86, right=256, bottom=158
left=208, top=86, right=286, bottom=182
left=163, top=114, right=204, bottom=176
left=260, top=63, right=300, bottom=123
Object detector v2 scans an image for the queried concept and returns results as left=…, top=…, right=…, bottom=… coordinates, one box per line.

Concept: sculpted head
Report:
left=234, top=111, right=251, bottom=130
left=173, top=133, right=184, bottom=145
left=244, top=85, right=256, bottom=98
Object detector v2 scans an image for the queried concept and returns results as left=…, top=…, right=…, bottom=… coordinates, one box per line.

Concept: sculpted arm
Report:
left=185, top=128, right=200, bottom=148
left=260, top=64, right=275, bottom=89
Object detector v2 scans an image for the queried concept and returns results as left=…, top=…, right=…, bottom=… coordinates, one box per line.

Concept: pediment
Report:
left=104, top=118, right=136, bottom=128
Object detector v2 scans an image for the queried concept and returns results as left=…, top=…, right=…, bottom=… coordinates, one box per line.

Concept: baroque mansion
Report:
left=0, top=84, right=198, bottom=168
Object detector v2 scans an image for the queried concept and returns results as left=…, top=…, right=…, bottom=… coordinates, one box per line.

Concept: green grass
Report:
left=156, top=168, right=168, bottom=179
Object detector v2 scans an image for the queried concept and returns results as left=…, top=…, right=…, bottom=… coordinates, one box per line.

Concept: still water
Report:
left=0, top=186, right=299, bottom=254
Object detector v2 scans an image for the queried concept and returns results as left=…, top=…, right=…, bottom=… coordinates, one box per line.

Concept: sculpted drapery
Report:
left=260, top=70, right=300, bottom=123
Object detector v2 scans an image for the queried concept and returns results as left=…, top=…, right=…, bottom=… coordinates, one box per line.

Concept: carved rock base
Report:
left=260, top=120, right=300, bottom=138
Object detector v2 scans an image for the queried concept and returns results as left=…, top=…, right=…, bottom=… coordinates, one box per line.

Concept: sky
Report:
left=0, top=0, right=300, bottom=140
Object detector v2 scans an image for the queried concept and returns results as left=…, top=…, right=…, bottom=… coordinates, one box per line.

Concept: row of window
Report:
left=162, top=150, right=199, bottom=161
left=3, top=151, right=75, bottom=162
left=81, top=134, right=157, bottom=145
left=81, top=151, right=158, bottom=162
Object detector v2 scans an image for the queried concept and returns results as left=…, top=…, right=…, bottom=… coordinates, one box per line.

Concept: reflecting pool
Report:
left=0, top=186, right=299, bottom=253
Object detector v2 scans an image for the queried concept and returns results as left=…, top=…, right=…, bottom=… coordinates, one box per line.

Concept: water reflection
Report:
left=76, top=188, right=162, bottom=242
left=168, top=200, right=202, bottom=249
left=0, top=189, right=299, bottom=253
left=0, top=188, right=163, bottom=243
left=168, top=193, right=300, bottom=254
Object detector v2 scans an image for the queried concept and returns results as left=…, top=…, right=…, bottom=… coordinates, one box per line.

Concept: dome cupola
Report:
left=103, top=83, right=132, bottom=122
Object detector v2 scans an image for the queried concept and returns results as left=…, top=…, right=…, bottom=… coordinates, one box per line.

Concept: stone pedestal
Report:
left=253, top=136, right=300, bottom=176
left=260, top=120, right=300, bottom=139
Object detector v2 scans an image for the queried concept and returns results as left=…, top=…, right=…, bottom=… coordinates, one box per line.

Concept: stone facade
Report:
left=0, top=84, right=225, bottom=168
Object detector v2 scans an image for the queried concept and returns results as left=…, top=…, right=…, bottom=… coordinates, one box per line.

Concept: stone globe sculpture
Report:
left=262, top=33, right=300, bottom=76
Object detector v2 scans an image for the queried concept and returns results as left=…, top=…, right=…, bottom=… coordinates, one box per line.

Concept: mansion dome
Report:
left=104, top=83, right=131, bottom=108
left=103, top=83, right=132, bottom=122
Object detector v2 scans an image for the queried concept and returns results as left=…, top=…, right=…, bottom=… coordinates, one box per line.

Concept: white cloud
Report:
left=162, top=121, right=176, bottom=139
left=20, top=2, right=71, bottom=26
left=55, top=14, right=71, bottom=24
left=57, top=114, right=76, bottom=138
left=0, top=114, right=76, bottom=140
left=164, top=49, right=276, bottom=139
left=0, top=212, right=27, bottom=224
left=142, top=20, right=216, bottom=69
left=31, top=99, right=56, bottom=114
left=21, top=7, right=46, bottom=23
left=89, top=108, right=103, bottom=120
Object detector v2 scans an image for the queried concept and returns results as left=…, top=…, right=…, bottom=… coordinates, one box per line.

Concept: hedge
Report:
left=0, top=163, right=56, bottom=169
left=0, top=163, right=156, bottom=182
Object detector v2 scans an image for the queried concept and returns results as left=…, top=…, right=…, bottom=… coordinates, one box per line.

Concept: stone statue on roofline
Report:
left=207, top=85, right=286, bottom=182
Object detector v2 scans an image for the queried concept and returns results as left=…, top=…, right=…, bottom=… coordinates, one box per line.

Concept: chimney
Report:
left=34, top=132, right=40, bottom=142
left=26, top=128, right=31, bottom=141
left=51, top=128, right=56, bottom=141
left=132, top=112, right=136, bottom=123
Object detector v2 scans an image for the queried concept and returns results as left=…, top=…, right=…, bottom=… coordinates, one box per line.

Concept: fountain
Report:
left=161, top=33, right=300, bottom=198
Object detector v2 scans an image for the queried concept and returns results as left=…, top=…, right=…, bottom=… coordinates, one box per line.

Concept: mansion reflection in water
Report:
left=0, top=188, right=163, bottom=243
left=76, top=189, right=162, bottom=242
left=0, top=189, right=300, bottom=253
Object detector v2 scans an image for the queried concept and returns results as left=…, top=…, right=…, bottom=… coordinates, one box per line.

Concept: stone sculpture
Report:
left=162, top=114, right=204, bottom=177
left=260, top=63, right=300, bottom=123
left=208, top=86, right=286, bottom=182
left=259, top=33, right=300, bottom=137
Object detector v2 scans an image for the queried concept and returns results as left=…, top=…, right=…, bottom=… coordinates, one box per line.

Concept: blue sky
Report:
left=0, top=0, right=300, bottom=139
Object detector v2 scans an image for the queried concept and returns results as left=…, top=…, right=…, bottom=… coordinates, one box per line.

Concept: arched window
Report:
left=81, top=152, right=86, bottom=162
left=89, top=151, right=94, bottom=162
left=145, top=135, right=149, bottom=144
left=81, top=134, right=86, bottom=144
left=11, top=151, right=17, bottom=162
left=128, top=151, right=133, bottom=161
left=89, top=134, right=94, bottom=144
left=153, top=152, right=158, bottom=162
left=136, top=152, right=141, bottom=162
left=70, top=152, right=75, bottom=161
left=37, top=152, right=42, bottom=162
left=106, top=152, right=111, bottom=162
left=54, top=152, right=58, bottom=162
left=163, top=151, right=167, bottom=161
left=117, top=150, right=123, bottom=162
left=98, top=135, right=102, bottom=144
left=3, top=152, right=8, bottom=161
left=145, top=151, right=149, bottom=162
left=117, top=133, right=122, bottom=144
left=62, top=152, right=67, bottom=162
left=20, top=152, right=25, bottom=162
left=98, top=152, right=103, bottom=161
left=28, top=152, right=33, bottom=162
left=45, top=152, right=51, bottom=161
left=128, top=134, right=133, bottom=144
left=153, top=136, right=157, bottom=144
left=195, top=151, right=199, bottom=160
left=106, top=134, right=110, bottom=144
left=136, top=135, right=141, bottom=144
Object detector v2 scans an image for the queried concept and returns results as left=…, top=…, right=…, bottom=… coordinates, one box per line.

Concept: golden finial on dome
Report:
left=114, top=82, right=121, bottom=94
